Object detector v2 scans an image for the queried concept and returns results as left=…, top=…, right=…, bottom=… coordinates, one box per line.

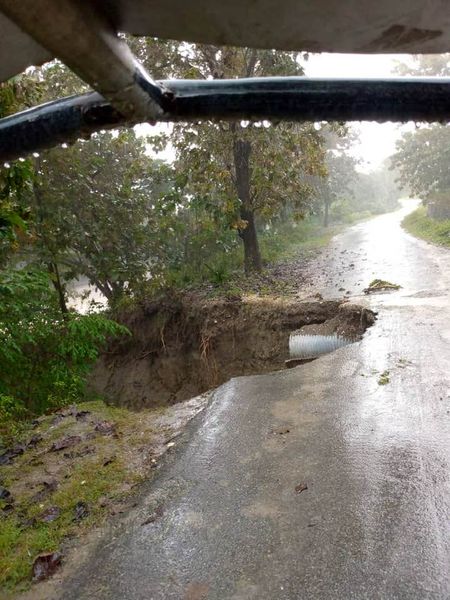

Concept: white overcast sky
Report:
left=305, top=53, right=412, bottom=172
left=139, top=53, right=415, bottom=172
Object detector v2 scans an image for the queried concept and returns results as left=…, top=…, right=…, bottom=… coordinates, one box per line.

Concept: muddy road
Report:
left=52, top=202, right=450, bottom=599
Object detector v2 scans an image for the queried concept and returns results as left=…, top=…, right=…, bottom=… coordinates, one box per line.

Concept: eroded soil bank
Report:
left=90, top=294, right=376, bottom=409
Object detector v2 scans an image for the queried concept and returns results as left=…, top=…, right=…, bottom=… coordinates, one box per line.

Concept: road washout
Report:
left=90, top=294, right=376, bottom=409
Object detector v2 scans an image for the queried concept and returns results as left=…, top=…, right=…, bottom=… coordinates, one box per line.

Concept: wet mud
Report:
left=90, top=295, right=375, bottom=409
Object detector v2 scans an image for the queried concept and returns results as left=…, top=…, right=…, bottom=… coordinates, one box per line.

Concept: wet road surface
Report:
left=57, top=202, right=450, bottom=599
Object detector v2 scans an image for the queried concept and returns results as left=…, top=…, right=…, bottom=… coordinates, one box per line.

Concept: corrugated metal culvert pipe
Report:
left=289, top=333, right=353, bottom=361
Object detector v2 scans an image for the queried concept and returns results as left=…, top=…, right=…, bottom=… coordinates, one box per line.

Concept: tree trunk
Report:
left=239, top=207, right=262, bottom=274
left=323, top=197, right=330, bottom=227
left=93, top=278, right=123, bottom=305
left=32, top=158, right=69, bottom=318
left=233, top=138, right=262, bottom=273
left=47, top=261, right=69, bottom=318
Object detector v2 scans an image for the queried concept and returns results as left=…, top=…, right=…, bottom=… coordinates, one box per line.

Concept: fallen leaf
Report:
left=39, top=506, right=60, bottom=523
left=32, top=552, right=62, bottom=582
left=295, top=482, right=308, bottom=494
left=50, top=436, right=82, bottom=452
left=30, top=480, right=58, bottom=503
left=0, top=486, right=11, bottom=500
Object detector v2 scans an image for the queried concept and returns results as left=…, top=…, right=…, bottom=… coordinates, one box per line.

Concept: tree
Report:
left=350, top=166, right=401, bottom=214
left=0, top=267, right=128, bottom=418
left=391, top=125, right=450, bottom=199
left=391, top=54, right=450, bottom=207
left=394, top=54, right=450, bottom=77
left=311, top=126, right=358, bottom=227
left=0, top=77, right=40, bottom=265
left=136, top=41, right=326, bottom=272
left=25, top=130, right=177, bottom=305
left=0, top=161, right=34, bottom=266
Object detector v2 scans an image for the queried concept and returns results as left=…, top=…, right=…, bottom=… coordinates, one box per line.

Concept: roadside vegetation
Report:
left=392, top=55, right=450, bottom=250
left=0, top=397, right=207, bottom=593
left=0, top=43, right=402, bottom=594
left=402, top=206, right=450, bottom=248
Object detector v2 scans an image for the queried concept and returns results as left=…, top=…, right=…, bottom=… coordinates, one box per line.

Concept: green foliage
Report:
left=0, top=160, right=35, bottom=265
left=0, top=395, right=27, bottom=442
left=0, top=268, right=129, bottom=420
left=391, top=125, right=450, bottom=199
left=21, top=130, right=179, bottom=304
left=402, top=205, right=450, bottom=247
left=0, top=395, right=26, bottom=423
left=136, top=40, right=327, bottom=272
left=378, top=370, right=390, bottom=385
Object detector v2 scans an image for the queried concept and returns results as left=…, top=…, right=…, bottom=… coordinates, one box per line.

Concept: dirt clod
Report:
left=295, top=482, right=308, bottom=494
left=141, top=505, right=164, bottom=526
left=0, top=444, right=25, bottom=465
left=74, top=410, right=91, bottom=421
left=26, top=434, right=43, bottom=448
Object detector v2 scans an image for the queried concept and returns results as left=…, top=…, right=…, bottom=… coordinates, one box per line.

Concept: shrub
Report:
left=0, top=268, right=129, bottom=418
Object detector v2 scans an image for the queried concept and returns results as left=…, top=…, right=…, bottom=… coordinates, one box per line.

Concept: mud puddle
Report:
left=91, top=295, right=376, bottom=409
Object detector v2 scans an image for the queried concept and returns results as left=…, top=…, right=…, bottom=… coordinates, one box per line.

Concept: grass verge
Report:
left=0, top=398, right=204, bottom=595
left=402, top=206, right=450, bottom=248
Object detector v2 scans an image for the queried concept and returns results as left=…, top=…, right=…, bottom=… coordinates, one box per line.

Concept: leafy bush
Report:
left=0, top=268, right=129, bottom=419
left=0, top=395, right=27, bottom=440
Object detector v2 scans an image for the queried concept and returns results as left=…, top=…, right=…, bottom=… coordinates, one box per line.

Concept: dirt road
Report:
left=54, top=202, right=450, bottom=599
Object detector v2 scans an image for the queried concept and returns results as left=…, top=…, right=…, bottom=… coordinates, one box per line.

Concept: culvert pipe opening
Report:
left=289, top=332, right=354, bottom=360
left=90, top=297, right=376, bottom=407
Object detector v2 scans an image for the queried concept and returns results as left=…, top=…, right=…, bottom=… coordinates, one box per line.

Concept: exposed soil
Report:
left=90, top=294, right=376, bottom=409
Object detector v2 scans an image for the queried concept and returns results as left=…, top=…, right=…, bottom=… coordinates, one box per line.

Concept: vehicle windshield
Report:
left=1, top=27, right=449, bottom=600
